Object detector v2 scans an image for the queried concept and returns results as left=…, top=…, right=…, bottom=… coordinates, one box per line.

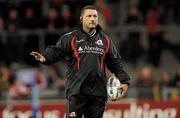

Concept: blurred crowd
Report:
left=0, top=0, right=179, bottom=66
left=0, top=0, right=180, bottom=101
left=0, top=64, right=66, bottom=100
left=134, top=66, right=180, bottom=100
left=0, top=63, right=180, bottom=101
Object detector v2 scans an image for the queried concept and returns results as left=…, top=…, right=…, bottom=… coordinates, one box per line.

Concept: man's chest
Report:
left=73, top=35, right=107, bottom=56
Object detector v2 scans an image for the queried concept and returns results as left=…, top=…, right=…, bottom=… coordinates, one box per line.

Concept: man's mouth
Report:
left=90, top=23, right=96, bottom=25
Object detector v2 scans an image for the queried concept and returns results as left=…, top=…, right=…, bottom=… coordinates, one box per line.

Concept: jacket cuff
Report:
left=120, top=78, right=130, bottom=86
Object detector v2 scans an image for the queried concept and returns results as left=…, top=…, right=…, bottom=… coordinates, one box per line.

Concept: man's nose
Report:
left=90, top=16, right=96, bottom=20
left=90, top=17, right=95, bottom=21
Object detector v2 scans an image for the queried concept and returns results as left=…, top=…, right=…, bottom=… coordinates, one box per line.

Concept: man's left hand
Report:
left=119, top=84, right=128, bottom=98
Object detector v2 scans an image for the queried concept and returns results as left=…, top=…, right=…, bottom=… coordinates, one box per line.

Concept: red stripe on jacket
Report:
left=100, top=34, right=110, bottom=70
left=71, top=35, right=80, bottom=71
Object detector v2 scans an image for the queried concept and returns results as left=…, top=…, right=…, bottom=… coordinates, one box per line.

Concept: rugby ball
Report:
left=107, top=75, right=122, bottom=101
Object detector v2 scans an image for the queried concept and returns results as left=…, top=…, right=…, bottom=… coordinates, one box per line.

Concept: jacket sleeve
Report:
left=105, top=39, right=130, bottom=85
left=42, top=34, right=70, bottom=65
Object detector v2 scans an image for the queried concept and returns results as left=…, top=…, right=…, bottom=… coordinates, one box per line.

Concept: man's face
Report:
left=81, top=9, right=98, bottom=29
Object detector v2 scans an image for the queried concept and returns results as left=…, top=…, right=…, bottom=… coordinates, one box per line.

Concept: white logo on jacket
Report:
left=78, top=46, right=104, bottom=55
left=78, top=47, right=83, bottom=51
left=69, top=112, right=76, bottom=117
left=95, top=39, right=103, bottom=46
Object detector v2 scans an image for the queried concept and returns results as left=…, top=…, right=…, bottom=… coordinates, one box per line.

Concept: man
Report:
left=30, top=5, right=130, bottom=118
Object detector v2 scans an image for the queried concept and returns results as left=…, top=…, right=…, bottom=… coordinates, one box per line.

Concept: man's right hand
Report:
left=30, top=51, right=46, bottom=62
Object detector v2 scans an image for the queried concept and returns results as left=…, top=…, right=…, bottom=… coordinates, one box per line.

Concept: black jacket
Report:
left=42, top=25, right=130, bottom=97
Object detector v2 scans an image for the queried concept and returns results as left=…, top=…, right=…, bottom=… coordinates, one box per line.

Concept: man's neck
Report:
left=83, top=26, right=96, bottom=35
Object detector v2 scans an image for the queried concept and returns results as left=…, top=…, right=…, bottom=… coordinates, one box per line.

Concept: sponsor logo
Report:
left=2, top=108, right=60, bottom=118
left=69, top=112, right=76, bottom=117
left=78, top=46, right=104, bottom=55
left=78, top=47, right=83, bottom=51
left=103, top=103, right=177, bottom=118
left=95, top=39, right=103, bottom=46
left=1, top=102, right=178, bottom=118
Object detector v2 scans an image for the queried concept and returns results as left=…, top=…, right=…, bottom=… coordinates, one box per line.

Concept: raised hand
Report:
left=30, top=51, right=46, bottom=62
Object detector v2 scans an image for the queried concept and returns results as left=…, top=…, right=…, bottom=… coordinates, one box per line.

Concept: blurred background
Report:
left=0, top=0, right=180, bottom=117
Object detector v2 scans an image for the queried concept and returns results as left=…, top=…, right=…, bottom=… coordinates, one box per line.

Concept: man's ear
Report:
left=80, top=16, right=83, bottom=22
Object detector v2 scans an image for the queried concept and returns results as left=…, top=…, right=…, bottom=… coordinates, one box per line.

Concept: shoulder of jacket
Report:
left=60, top=30, right=77, bottom=40
left=99, top=31, right=111, bottom=41
left=64, top=30, right=76, bottom=36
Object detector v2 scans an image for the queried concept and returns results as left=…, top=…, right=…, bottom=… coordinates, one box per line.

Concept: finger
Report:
left=120, top=85, right=127, bottom=89
left=35, top=56, right=40, bottom=61
left=40, top=58, right=45, bottom=62
left=121, top=92, right=126, bottom=97
left=121, top=89, right=127, bottom=97
left=31, top=52, right=40, bottom=56
left=30, top=51, right=38, bottom=56
left=120, top=86, right=128, bottom=93
left=30, top=52, right=35, bottom=56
